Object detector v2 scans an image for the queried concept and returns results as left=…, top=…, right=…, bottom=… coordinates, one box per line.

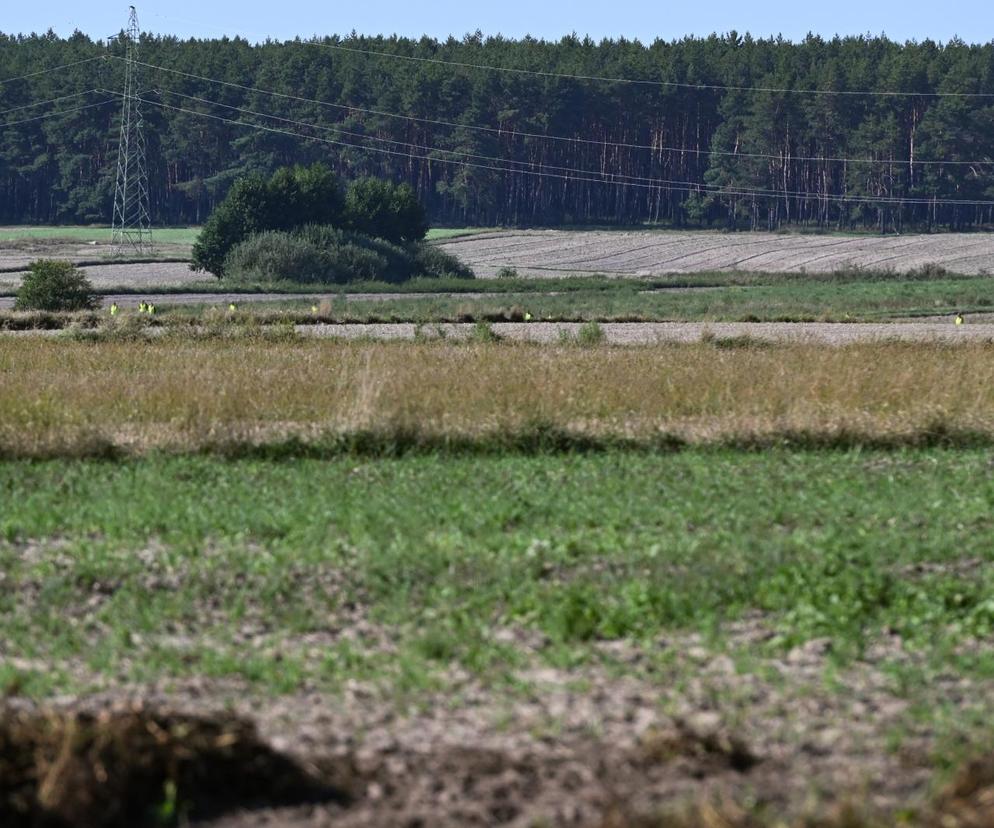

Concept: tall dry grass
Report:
left=0, top=337, right=991, bottom=456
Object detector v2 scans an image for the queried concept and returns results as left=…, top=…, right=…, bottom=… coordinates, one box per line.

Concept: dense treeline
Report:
left=1, top=30, right=993, bottom=230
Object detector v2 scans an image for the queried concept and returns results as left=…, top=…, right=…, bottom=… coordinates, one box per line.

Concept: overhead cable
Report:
left=124, top=57, right=994, bottom=166
left=142, top=95, right=994, bottom=206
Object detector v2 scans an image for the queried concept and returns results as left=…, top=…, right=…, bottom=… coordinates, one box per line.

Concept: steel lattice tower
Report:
left=112, top=6, right=152, bottom=254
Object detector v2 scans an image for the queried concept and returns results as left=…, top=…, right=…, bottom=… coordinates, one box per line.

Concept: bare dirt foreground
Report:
left=5, top=624, right=993, bottom=828
left=437, top=230, right=994, bottom=277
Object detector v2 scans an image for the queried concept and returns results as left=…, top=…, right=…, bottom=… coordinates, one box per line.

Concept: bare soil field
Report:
left=0, top=238, right=193, bottom=270
left=300, top=319, right=983, bottom=344
left=0, top=319, right=983, bottom=344
left=437, top=229, right=994, bottom=277
left=0, top=236, right=204, bottom=292
left=0, top=261, right=209, bottom=293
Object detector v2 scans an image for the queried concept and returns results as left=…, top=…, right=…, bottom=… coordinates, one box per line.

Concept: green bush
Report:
left=223, top=225, right=475, bottom=285
left=344, top=178, right=428, bottom=244
left=298, top=225, right=408, bottom=282
left=193, top=167, right=435, bottom=277
left=192, top=164, right=344, bottom=277
left=14, top=260, right=97, bottom=311
left=409, top=243, right=475, bottom=280
left=559, top=321, right=607, bottom=346
left=221, top=232, right=327, bottom=283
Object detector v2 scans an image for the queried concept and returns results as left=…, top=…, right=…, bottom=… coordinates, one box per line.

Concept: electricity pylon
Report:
left=112, top=6, right=152, bottom=254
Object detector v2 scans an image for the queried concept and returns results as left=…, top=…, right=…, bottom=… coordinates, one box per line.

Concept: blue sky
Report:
left=5, top=1, right=993, bottom=45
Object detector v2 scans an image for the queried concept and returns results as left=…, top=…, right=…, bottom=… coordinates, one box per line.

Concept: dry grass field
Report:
left=438, top=229, right=994, bottom=277
left=2, top=337, right=993, bottom=457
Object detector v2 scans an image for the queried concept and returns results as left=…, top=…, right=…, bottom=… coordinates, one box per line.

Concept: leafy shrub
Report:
left=410, top=243, right=475, bottom=280
left=193, top=166, right=437, bottom=278
left=192, top=164, right=344, bottom=277
left=496, top=267, right=519, bottom=280
left=221, top=231, right=327, bottom=283
left=298, top=225, right=407, bottom=281
left=14, top=260, right=97, bottom=311
left=576, top=321, right=606, bottom=346
left=223, top=225, right=474, bottom=285
left=344, top=178, right=428, bottom=243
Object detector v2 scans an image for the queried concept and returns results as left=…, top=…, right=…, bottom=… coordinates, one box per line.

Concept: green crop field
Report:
left=3, top=448, right=994, bottom=824
left=4, top=270, right=993, bottom=323
left=0, top=226, right=202, bottom=245
left=0, top=225, right=485, bottom=245
left=165, top=273, right=994, bottom=322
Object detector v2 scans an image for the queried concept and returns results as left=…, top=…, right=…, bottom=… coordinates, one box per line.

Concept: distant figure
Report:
left=138, top=301, right=147, bottom=314
left=148, top=303, right=156, bottom=315
left=524, top=312, right=533, bottom=322
left=955, top=312, right=964, bottom=326
left=311, top=304, right=319, bottom=314
left=109, top=302, right=119, bottom=316
left=229, top=303, right=237, bottom=312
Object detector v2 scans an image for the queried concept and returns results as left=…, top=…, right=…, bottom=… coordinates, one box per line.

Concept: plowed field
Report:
left=437, top=229, right=994, bottom=277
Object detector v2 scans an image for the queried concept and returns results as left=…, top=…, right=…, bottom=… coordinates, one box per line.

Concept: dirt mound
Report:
left=932, top=755, right=994, bottom=828
left=0, top=704, right=351, bottom=827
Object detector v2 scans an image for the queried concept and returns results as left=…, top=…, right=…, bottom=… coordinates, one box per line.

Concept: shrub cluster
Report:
left=14, top=260, right=97, bottom=312
left=223, top=226, right=473, bottom=285
left=192, top=164, right=431, bottom=278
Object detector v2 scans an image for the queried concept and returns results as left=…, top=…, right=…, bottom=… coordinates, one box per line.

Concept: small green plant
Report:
left=14, top=260, right=97, bottom=312
left=709, top=334, right=773, bottom=350
left=496, top=266, right=519, bottom=280
left=576, top=321, right=606, bottom=346
left=469, top=320, right=501, bottom=343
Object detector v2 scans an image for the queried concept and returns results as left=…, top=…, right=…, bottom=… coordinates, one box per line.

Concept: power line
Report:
left=149, top=87, right=682, bottom=186
left=0, top=55, right=106, bottom=87
left=304, top=40, right=994, bottom=98
left=158, top=86, right=984, bottom=200
left=125, top=57, right=994, bottom=167
left=0, top=97, right=116, bottom=129
left=0, top=89, right=105, bottom=117
left=142, top=95, right=994, bottom=206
